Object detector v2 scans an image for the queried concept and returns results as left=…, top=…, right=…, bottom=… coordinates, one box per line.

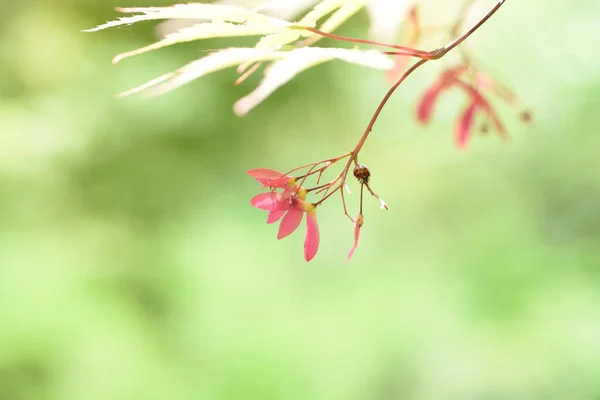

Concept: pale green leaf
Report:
left=84, top=1, right=402, bottom=116
left=253, top=0, right=342, bottom=49
left=234, top=47, right=393, bottom=115
left=311, top=0, right=367, bottom=40
left=253, top=0, right=367, bottom=49
left=254, top=30, right=305, bottom=50
left=82, top=3, right=279, bottom=33
left=117, top=47, right=282, bottom=98
left=118, top=47, right=392, bottom=110
left=297, top=0, right=345, bottom=25
left=366, top=0, right=414, bottom=42
left=112, top=21, right=295, bottom=64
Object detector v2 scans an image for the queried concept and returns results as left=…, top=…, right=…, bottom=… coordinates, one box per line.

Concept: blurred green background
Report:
left=1, top=0, right=600, bottom=399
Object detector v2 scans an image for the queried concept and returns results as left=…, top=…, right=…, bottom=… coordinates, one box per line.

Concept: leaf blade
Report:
left=234, top=47, right=393, bottom=115
left=83, top=3, right=282, bottom=33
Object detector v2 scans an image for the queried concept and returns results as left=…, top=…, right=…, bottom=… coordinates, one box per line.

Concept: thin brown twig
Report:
left=340, top=184, right=353, bottom=222
left=302, top=27, right=432, bottom=56
left=350, top=0, right=506, bottom=159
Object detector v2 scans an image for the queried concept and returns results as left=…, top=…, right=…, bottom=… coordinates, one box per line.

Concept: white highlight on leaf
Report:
left=116, top=46, right=391, bottom=108
left=82, top=3, right=278, bottom=33
left=234, top=47, right=393, bottom=116
left=121, top=48, right=281, bottom=98
left=366, top=0, right=413, bottom=43
left=84, top=1, right=412, bottom=115
left=153, top=0, right=320, bottom=40
left=254, top=0, right=321, bottom=21
left=255, top=0, right=367, bottom=48
left=304, top=0, right=366, bottom=40
left=113, top=22, right=294, bottom=64
left=116, top=74, right=173, bottom=98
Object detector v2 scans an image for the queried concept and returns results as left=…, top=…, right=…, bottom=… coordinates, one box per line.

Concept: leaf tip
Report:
left=233, top=100, right=251, bottom=117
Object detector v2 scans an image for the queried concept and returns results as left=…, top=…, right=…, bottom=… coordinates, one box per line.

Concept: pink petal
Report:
left=417, top=66, right=466, bottom=124
left=247, top=168, right=290, bottom=188
left=346, top=215, right=363, bottom=263
left=247, top=168, right=285, bottom=180
left=250, top=192, right=295, bottom=214
left=304, top=212, right=320, bottom=262
left=250, top=192, right=278, bottom=211
left=267, top=210, right=285, bottom=224
left=277, top=210, right=303, bottom=239
left=455, top=101, right=478, bottom=148
left=456, top=81, right=507, bottom=138
left=416, top=83, right=444, bottom=124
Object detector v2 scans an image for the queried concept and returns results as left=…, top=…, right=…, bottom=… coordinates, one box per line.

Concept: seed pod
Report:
left=353, top=164, right=371, bottom=184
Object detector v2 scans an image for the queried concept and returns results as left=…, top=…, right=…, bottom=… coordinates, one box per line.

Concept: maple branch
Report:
left=302, top=27, right=431, bottom=57
left=313, top=0, right=507, bottom=213
left=351, top=0, right=506, bottom=158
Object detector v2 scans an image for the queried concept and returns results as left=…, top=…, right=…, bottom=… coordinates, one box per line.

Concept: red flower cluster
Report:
left=248, top=169, right=319, bottom=261
left=416, top=65, right=519, bottom=148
